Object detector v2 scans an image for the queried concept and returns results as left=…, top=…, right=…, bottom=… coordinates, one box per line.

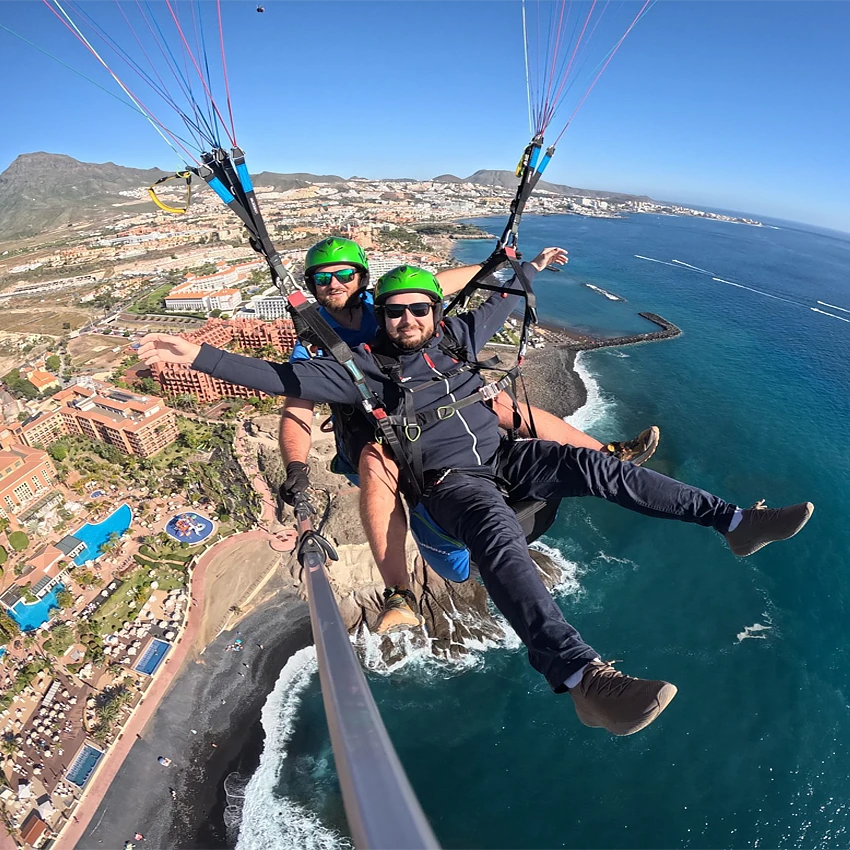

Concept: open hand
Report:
left=137, top=333, right=201, bottom=367
left=529, top=246, right=568, bottom=272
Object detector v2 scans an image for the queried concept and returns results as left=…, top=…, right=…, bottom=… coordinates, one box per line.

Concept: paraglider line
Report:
left=67, top=0, right=213, bottom=149
left=554, top=0, right=653, bottom=142
left=138, top=0, right=218, bottom=149
left=136, top=0, right=219, bottom=147
left=217, top=0, right=238, bottom=144
left=42, top=0, right=200, bottom=164
left=109, top=0, right=209, bottom=150
left=521, top=0, right=533, bottom=134
left=162, top=0, right=235, bottom=146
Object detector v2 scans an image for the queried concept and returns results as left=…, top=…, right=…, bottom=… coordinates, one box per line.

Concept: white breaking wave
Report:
left=565, top=351, right=617, bottom=433
left=530, top=540, right=582, bottom=597
left=812, top=307, right=850, bottom=324
left=817, top=300, right=850, bottom=314
left=672, top=259, right=714, bottom=274
left=235, top=647, right=351, bottom=850
left=583, top=283, right=624, bottom=301
left=735, top=622, right=773, bottom=644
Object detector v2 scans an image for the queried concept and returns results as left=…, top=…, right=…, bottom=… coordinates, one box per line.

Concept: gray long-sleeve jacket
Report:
left=191, top=265, right=536, bottom=473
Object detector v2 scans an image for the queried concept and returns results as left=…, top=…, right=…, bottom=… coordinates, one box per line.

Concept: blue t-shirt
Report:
left=289, top=292, right=379, bottom=362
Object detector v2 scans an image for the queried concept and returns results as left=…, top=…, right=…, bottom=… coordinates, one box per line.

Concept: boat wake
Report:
left=672, top=259, right=714, bottom=274
left=812, top=307, right=850, bottom=323
left=817, top=300, right=850, bottom=314
left=634, top=254, right=680, bottom=268
left=583, top=283, right=624, bottom=301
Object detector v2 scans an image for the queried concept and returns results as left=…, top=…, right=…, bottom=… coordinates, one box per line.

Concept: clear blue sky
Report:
left=3, top=1, right=849, bottom=231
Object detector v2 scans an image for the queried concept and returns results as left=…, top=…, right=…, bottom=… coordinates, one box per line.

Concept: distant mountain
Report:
left=252, top=171, right=345, bottom=190
left=460, top=169, right=654, bottom=203
left=432, top=174, right=464, bottom=183
left=0, top=152, right=171, bottom=239
left=0, top=153, right=345, bottom=239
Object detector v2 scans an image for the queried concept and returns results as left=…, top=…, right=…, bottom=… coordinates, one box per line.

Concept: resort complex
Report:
left=0, top=380, right=261, bottom=847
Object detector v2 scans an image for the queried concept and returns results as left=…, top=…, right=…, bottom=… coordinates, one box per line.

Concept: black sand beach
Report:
left=76, top=587, right=311, bottom=850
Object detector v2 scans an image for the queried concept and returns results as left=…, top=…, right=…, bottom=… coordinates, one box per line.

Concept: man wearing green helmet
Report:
left=139, top=253, right=813, bottom=737
left=279, top=237, right=659, bottom=632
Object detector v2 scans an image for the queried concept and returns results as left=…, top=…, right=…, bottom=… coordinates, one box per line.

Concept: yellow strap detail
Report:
left=147, top=171, right=192, bottom=215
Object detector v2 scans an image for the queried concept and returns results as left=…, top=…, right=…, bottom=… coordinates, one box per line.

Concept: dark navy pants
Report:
left=421, top=440, right=737, bottom=691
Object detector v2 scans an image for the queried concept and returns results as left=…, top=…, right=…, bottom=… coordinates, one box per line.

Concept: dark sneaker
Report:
left=569, top=659, right=678, bottom=736
left=375, top=587, right=424, bottom=634
left=724, top=499, right=814, bottom=557
left=605, top=426, right=660, bottom=466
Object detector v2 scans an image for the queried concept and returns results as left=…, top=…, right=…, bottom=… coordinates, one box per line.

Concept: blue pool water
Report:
left=9, top=584, right=64, bottom=631
left=135, top=638, right=171, bottom=676
left=73, top=503, right=133, bottom=564
left=66, top=743, right=103, bottom=787
left=165, top=511, right=214, bottom=545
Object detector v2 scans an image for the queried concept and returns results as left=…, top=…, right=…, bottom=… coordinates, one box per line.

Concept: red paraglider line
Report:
left=217, top=0, right=237, bottom=145
left=543, top=0, right=598, bottom=130
left=161, top=0, right=235, bottom=146
left=40, top=0, right=200, bottom=164
left=554, top=0, right=653, bottom=144
left=540, top=0, right=569, bottom=133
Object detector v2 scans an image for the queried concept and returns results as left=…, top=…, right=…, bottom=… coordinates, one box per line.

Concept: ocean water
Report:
left=238, top=213, right=850, bottom=850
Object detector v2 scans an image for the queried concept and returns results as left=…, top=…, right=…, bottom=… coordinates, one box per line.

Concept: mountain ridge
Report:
left=0, top=152, right=654, bottom=239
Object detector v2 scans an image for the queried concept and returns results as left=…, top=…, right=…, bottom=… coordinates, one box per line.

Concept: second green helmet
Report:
left=304, top=237, right=369, bottom=276
left=375, top=266, right=443, bottom=304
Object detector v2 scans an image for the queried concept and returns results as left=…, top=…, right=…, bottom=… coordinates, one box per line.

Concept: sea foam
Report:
left=565, top=351, right=616, bottom=433
left=234, top=647, right=351, bottom=850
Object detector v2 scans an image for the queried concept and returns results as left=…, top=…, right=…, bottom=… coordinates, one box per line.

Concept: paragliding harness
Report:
left=281, top=138, right=562, bottom=581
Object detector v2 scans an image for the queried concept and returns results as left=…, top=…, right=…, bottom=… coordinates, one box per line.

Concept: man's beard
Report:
left=387, top=327, right=428, bottom=350
left=317, top=291, right=356, bottom=311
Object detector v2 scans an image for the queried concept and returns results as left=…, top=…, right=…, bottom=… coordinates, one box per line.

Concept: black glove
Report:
left=279, top=461, right=310, bottom=506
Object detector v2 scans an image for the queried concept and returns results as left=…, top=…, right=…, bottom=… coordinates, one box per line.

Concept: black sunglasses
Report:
left=383, top=302, right=434, bottom=320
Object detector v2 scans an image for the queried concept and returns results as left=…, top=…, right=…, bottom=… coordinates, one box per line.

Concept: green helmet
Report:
left=304, top=237, right=369, bottom=276
left=374, top=266, right=443, bottom=304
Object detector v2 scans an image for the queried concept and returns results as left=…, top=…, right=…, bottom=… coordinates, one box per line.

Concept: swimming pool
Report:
left=9, top=584, right=64, bottom=631
left=135, top=638, right=171, bottom=676
left=66, top=743, right=104, bottom=787
left=73, top=503, right=133, bottom=564
left=164, top=511, right=214, bottom=545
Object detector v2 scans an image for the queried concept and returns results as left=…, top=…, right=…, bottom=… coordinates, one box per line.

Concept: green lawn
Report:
left=94, top=565, right=187, bottom=634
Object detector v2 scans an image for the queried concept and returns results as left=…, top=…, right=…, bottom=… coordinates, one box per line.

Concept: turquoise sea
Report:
left=237, top=213, right=850, bottom=850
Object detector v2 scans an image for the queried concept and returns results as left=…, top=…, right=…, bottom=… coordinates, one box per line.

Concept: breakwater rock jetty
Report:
left=545, top=312, right=681, bottom=353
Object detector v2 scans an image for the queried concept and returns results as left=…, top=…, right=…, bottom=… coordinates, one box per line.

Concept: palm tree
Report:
left=0, top=733, right=18, bottom=756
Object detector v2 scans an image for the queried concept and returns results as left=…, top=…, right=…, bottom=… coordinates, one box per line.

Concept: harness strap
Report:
left=286, top=290, right=425, bottom=502
left=383, top=368, right=521, bottom=430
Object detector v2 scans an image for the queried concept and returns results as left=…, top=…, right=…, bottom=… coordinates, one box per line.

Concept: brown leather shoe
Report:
left=375, top=587, right=424, bottom=634
left=569, top=659, right=678, bottom=736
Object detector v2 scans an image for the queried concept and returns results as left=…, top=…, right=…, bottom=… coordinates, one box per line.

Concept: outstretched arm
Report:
left=461, top=247, right=567, bottom=354
left=435, top=264, right=482, bottom=296
left=138, top=334, right=360, bottom=405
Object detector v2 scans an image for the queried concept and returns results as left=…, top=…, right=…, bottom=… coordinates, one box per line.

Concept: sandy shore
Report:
left=76, top=584, right=311, bottom=850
